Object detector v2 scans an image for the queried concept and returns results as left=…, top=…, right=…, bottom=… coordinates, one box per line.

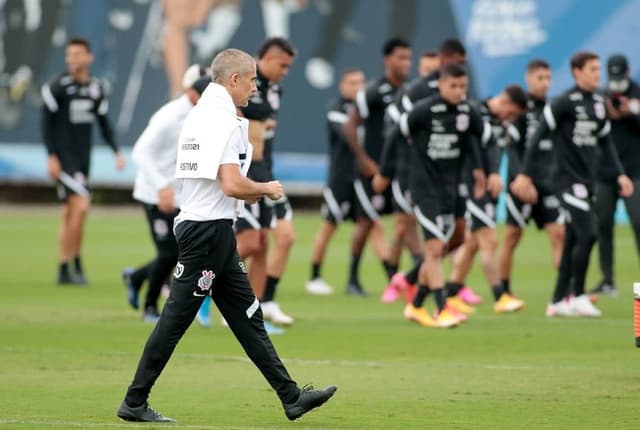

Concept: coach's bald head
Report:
left=210, top=49, right=257, bottom=107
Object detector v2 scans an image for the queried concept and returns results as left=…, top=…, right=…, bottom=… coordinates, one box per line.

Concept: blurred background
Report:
left=1, top=0, right=639, bottom=198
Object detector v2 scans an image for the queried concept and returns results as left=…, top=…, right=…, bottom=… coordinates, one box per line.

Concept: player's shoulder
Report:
left=407, top=72, right=439, bottom=101
left=412, top=94, right=444, bottom=114
left=366, top=76, right=393, bottom=96
left=327, top=97, right=349, bottom=112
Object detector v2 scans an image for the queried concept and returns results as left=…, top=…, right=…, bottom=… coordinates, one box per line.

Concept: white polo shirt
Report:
left=174, top=83, right=251, bottom=223
left=132, top=94, right=193, bottom=206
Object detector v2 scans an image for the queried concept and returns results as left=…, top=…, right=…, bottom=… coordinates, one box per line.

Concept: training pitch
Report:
left=0, top=206, right=638, bottom=429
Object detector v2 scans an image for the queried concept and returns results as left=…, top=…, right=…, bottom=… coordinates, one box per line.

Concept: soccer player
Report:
left=375, top=38, right=473, bottom=303
left=447, top=85, right=527, bottom=314
left=117, top=49, right=336, bottom=423
left=342, top=37, right=412, bottom=296
left=511, top=51, right=634, bottom=317
left=591, top=54, right=640, bottom=296
left=306, top=68, right=365, bottom=295
left=235, top=37, right=296, bottom=326
left=41, top=37, right=125, bottom=285
left=400, top=63, right=487, bottom=328
left=418, top=50, right=440, bottom=77
left=122, top=67, right=209, bottom=323
left=498, top=59, right=565, bottom=299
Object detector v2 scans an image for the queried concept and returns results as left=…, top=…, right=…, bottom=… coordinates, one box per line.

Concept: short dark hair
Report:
left=382, top=37, right=411, bottom=57
left=66, top=37, right=91, bottom=52
left=570, top=51, right=599, bottom=71
left=341, top=67, right=362, bottom=78
left=440, top=63, right=467, bottom=79
left=503, top=84, right=528, bottom=110
left=421, top=50, right=438, bottom=58
left=439, top=38, right=466, bottom=57
left=257, top=37, right=296, bottom=59
left=526, top=59, right=550, bottom=72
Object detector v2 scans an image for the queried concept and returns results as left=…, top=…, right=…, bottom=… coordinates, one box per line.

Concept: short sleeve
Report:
left=543, top=96, right=568, bottom=131
left=41, top=80, right=62, bottom=113
left=355, top=83, right=379, bottom=120
left=220, top=128, right=241, bottom=165
left=402, top=99, right=429, bottom=138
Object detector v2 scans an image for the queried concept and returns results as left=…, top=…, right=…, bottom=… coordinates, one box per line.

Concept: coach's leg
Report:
left=213, top=248, right=300, bottom=404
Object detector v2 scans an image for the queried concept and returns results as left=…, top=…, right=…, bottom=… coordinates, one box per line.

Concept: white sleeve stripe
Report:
left=402, top=95, right=413, bottom=112
left=97, top=99, right=109, bottom=115
left=507, top=124, right=520, bottom=142
left=355, top=89, right=369, bottom=119
left=399, top=113, right=410, bottom=138
left=326, top=110, right=349, bottom=124
left=386, top=104, right=401, bottom=124
left=481, top=121, right=492, bottom=144
left=543, top=104, right=556, bottom=130
left=41, top=84, right=58, bottom=112
left=598, top=120, right=611, bottom=138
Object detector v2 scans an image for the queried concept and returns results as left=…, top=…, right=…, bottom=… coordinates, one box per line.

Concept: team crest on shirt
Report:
left=456, top=114, right=469, bottom=131
left=594, top=102, right=606, bottom=120
left=174, top=263, right=184, bottom=279
left=197, top=270, right=216, bottom=291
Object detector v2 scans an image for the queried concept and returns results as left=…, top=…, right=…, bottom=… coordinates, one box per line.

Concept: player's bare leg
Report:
left=347, top=217, right=374, bottom=295
left=58, top=195, right=90, bottom=284
left=499, top=225, right=524, bottom=285
left=545, top=222, right=565, bottom=269
left=307, top=221, right=337, bottom=295
left=260, top=219, right=295, bottom=326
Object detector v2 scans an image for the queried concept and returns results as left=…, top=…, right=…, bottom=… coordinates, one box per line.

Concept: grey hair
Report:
left=210, top=49, right=256, bottom=84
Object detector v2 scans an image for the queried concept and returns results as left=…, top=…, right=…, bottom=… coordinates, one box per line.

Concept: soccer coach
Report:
left=117, top=49, right=336, bottom=423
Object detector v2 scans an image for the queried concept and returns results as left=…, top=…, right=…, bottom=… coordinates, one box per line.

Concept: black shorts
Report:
left=413, top=197, right=455, bottom=242
left=466, top=193, right=497, bottom=232
left=56, top=170, right=90, bottom=201
left=390, top=178, right=413, bottom=215
left=353, top=177, right=393, bottom=221
left=322, top=180, right=356, bottom=224
left=235, top=199, right=274, bottom=232
left=558, top=184, right=596, bottom=236
left=505, top=191, right=564, bottom=229
left=270, top=194, right=293, bottom=222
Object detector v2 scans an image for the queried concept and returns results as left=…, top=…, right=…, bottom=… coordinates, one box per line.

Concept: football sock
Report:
left=73, top=255, right=83, bottom=274
left=446, top=281, right=463, bottom=298
left=412, top=253, right=424, bottom=267
left=412, top=284, right=430, bottom=308
left=262, top=276, right=279, bottom=302
left=311, top=262, right=321, bottom=280
left=433, top=288, right=446, bottom=312
left=501, top=278, right=511, bottom=294
left=382, top=260, right=397, bottom=280
left=492, top=284, right=505, bottom=301
left=348, top=253, right=361, bottom=285
left=405, top=263, right=421, bottom=285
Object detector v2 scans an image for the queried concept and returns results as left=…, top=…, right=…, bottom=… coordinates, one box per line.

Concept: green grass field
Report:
left=1, top=207, right=639, bottom=429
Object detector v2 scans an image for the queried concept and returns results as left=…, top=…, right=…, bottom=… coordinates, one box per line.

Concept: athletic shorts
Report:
left=56, top=170, right=90, bottom=201
left=234, top=199, right=274, bottom=232
left=466, top=193, right=497, bottom=232
left=390, top=178, right=413, bottom=215
left=234, top=193, right=293, bottom=232
left=353, top=176, right=393, bottom=221
left=505, top=191, right=564, bottom=229
left=413, top=197, right=455, bottom=242
left=322, top=180, right=356, bottom=224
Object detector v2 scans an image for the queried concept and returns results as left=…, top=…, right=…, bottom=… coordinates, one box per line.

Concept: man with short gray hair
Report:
left=117, top=48, right=336, bottom=423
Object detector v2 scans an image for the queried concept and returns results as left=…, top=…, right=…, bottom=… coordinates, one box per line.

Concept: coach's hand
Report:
left=511, top=174, right=538, bottom=204
left=372, top=174, right=390, bottom=194
left=472, top=169, right=486, bottom=199
left=487, top=173, right=503, bottom=199
left=618, top=174, right=634, bottom=197
left=265, top=180, right=284, bottom=201
left=47, top=154, right=61, bottom=180
left=158, top=186, right=175, bottom=213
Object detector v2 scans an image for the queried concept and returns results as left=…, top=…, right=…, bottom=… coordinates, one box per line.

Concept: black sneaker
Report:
left=57, top=267, right=88, bottom=287
left=73, top=272, right=89, bottom=286
left=283, top=385, right=337, bottom=421
left=346, top=282, right=368, bottom=296
left=117, top=400, right=174, bottom=422
left=589, top=281, right=619, bottom=297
